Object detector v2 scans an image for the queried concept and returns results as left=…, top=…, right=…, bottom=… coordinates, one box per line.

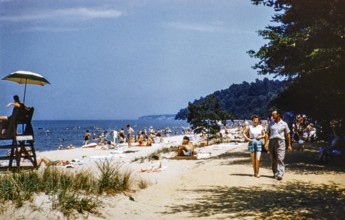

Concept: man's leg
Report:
left=276, top=139, right=286, bottom=179
left=269, top=139, right=278, bottom=177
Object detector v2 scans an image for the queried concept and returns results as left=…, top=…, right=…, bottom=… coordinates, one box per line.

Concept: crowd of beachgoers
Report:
left=1, top=102, right=345, bottom=219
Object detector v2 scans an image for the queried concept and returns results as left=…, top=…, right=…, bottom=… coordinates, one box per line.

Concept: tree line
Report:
left=175, top=78, right=286, bottom=120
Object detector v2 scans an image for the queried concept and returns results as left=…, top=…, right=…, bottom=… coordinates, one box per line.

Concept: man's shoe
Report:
left=276, top=176, right=283, bottom=181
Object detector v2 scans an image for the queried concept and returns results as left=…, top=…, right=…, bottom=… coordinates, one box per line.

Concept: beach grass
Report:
left=132, top=146, right=179, bottom=163
left=96, top=159, right=133, bottom=194
left=138, top=178, right=149, bottom=189
left=0, top=159, right=137, bottom=217
left=52, top=190, right=100, bottom=216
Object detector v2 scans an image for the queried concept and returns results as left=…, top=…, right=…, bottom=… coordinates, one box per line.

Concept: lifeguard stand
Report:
left=0, top=106, right=37, bottom=171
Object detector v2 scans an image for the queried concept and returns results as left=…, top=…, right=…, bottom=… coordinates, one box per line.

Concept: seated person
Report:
left=177, top=136, right=195, bottom=156
left=146, top=137, right=153, bottom=146
left=154, top=132, right=163, bottom=143
left=317, top=128, right=344, bottom=163
left=37, top=156, right=71, bottom=167
left=0, top=95, right=22, bottom=134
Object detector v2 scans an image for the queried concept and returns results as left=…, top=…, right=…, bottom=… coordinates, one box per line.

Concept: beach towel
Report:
left=169, top=155, right=198, bottom=160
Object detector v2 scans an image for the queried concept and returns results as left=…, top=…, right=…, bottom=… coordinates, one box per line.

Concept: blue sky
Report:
left=0, top=0, right=273, bottom=120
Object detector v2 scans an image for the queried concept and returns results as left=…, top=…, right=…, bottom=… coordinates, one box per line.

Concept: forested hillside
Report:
left=175, top=78, right=285, bottom=120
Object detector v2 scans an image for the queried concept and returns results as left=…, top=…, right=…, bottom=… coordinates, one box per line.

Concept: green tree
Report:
left=249, top=0, right=345, bottom=121
left=186, top=95, right=232, bottom=135
left=175, top=78, right=285, bottom=120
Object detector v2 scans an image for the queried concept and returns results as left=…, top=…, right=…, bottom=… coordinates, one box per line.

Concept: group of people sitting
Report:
left=316, top=125, right=344, bottom=163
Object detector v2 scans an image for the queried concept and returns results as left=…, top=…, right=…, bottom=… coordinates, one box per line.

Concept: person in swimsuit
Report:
left=177, top=136, right=195, bottom=156
left=83, top=130, right=92, bottom=145
left=37, top=156, right=71, bottom=167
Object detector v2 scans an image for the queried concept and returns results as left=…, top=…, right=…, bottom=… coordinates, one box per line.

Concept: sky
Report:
left=0, top=0, right=274, bottom=120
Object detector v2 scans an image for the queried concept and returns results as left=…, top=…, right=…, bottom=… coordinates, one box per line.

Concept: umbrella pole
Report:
left=23, top=79, right=27, bottom=105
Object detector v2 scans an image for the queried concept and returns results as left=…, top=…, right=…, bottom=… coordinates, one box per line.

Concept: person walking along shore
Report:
left=243, top=115, right=266, bottom=178
left=264, top=110, right=292, bottom=180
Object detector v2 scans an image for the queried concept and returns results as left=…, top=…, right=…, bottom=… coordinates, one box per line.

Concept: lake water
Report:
left=31, top=119, right=189, bottom=152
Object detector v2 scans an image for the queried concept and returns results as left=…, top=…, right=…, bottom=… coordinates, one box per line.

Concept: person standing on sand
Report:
left=243, top=115, right=266, bottom=178
left=113, top=129, right=118, bottom=144
left=127, top=124, right=134, bottom=147
left=83, top=130, right=92, bottom=145
left=264, top=110, right=292, bottom=181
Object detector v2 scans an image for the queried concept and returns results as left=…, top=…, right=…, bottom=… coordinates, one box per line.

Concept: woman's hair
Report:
left=183, top=136, right=190, bottom=141
left=251, top=114, right=260, bottom=121
left=13, top=95, right=20, bottom=102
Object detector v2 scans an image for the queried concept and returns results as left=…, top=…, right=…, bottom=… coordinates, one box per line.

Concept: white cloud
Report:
left=166, top=21, right=228, bottom=33
left=165, top=21, right=257, bottom=35
left=0, top=7, right=124, bottom=22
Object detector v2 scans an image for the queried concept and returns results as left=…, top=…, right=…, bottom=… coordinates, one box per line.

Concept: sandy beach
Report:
left=2, top=135, right=345, bottom=219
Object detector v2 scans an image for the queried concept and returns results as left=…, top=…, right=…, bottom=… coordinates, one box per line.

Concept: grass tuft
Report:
left=0, top=159, right=139, bottom=217
left=96, top=159, right=133, bottom=194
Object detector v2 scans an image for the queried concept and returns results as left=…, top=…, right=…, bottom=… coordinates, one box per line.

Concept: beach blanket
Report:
left=169, top=155, right=198, bottom=160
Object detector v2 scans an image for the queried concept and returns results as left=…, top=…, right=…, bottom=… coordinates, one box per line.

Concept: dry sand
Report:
left=2, top=137, right=345, bottom=219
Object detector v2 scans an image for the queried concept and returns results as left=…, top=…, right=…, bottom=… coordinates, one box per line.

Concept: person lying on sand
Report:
left=140, top=155, right=162, bottom=172
left=177, top=136, right=195, bottom=156
left=37, top=156, right=71, bottom=167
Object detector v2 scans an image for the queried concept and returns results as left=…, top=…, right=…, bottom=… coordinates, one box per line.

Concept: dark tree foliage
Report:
left=175, top=78, right=285, bottom=120
left=186, top=95, right=232, bottom=134
left=249, top=0, right=345, bottom=121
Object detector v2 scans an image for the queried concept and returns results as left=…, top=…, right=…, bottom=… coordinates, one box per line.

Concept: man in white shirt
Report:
left=264, top=110, right=292, bottom=180
left=113, top=130, right=118, bottom=144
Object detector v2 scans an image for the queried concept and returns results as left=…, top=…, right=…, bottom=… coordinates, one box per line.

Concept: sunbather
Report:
left=37, top=156, right=71, bottom=167
left=177, top=136, right=195, bottom=156
left=140, top=155, right=162, bottom=172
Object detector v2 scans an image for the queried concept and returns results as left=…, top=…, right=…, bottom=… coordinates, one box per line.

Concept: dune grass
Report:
left=0, top=159, right=138, bottom=217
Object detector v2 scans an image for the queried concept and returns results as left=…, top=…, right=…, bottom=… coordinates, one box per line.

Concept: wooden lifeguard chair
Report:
left=0, top=106, right=37, bottom=171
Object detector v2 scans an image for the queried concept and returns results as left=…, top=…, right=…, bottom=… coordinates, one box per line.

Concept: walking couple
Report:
left=243, top=110, right=292, bottom=180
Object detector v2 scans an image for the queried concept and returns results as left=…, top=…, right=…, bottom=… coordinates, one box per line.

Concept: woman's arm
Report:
left=242, top=127, right=252, bottom=142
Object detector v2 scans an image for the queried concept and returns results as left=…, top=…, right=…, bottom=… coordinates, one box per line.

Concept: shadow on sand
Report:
left=213, top=142, right=345, bottom=174
left=163, top=182, right=345, bottom=219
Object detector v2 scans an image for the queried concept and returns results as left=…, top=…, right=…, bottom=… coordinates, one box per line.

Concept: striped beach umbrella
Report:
left=2, top=70, right=50, bottom=104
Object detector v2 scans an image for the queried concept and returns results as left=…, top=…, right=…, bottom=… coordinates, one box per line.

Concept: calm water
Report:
left=31, top=119, right=189, bottom=152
